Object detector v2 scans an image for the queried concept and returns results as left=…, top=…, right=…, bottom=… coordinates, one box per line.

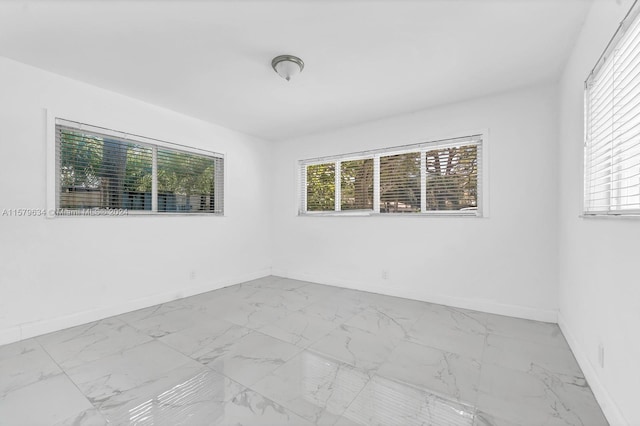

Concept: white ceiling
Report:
left=0, top=0, right=591, bottom=141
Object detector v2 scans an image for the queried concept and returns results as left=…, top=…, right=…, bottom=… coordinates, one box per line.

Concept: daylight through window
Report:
left=300, top=135, right=482, bottom=216
left=55, top=119, right=224, bottom=215
left=584, top=3, right=640, bottom=215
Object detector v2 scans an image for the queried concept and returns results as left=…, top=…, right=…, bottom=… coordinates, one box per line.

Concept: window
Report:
left=584, top=2, right=640, bottom=215
left=156, top=148, right=220, bottom=213
left=341, top=159, right=374, bottom=210
left=299, top=135, right=483, bottom=216
left=306, top=163, right=336, bottom=211
left=54, top=119, right=224, bottom=215
left=380, top=152, right=421, bottom=213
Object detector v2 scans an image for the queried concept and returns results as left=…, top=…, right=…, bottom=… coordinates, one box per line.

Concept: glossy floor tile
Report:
left=251, top=350, right=370, bottom=426
left=377, top=340, right=481, bottom=405
left=0, top=276, right=608, bottom=425
left=338, top=374, right=476, bottom=426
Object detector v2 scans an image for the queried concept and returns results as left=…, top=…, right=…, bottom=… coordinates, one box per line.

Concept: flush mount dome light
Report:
left=271, top=55, right=304, bottom=81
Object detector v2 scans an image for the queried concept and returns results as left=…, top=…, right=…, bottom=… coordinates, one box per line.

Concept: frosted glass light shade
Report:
left=272, top=55, right=304, bottom=81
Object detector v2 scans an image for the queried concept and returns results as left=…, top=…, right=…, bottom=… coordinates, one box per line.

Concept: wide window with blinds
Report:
left=584, top=2, right=640, bottom=215
left=299, top=135, right=483, bottom=216
left=54, top=119, right=224, bottom=216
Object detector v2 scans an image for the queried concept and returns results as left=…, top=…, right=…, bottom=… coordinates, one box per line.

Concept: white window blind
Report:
left=305, top=162, right=336, bottom=212
left=380, top=152, right=421, bottom=213
left=341, top=158, right=374, bottom=211
left=585, top=0, right=640, bottom=215
left=300, top=135, right=483, bottom=216
left=55, top=119, right=224, bottom=215
left=57, top=128, right=154, bottom=211
left=157, top=148, right=223, bottom=213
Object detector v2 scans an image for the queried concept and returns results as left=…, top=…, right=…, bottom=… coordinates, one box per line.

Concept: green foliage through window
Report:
left=56, top=123, right=223, bottom=214
left=157, top=149, right=216, bottom=212
left=341, top=159, right=374, bottom=210
left=300, top=138, right=480, bottom=215
left=380, top=152, right=421, bottom=213
left=59, top=130, right=153, bottom=210
left=424, top=145, right=477, bottom=211
left=306, top=163, right=335, bottom=211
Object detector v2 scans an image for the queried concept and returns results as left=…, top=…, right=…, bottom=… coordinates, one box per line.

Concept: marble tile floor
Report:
left=0, top=276, right=608, bottom=425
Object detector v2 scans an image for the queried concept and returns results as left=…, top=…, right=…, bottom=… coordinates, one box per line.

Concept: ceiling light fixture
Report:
left=271, top=55, right=304, bottom=81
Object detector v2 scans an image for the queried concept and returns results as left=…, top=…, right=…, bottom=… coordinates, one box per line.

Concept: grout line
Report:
left=32, top=339, right=109, bottom=422
left=4, top=276, right=603, bottom=425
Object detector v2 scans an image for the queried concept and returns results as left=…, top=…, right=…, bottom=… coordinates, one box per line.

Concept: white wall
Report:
left=0, top=57, right=272, bottom=345
left=271, top=83, right=559, bottom=322
left=558, top=1, right=639, bottom=425
left=0, top=8, right=635, bottom=423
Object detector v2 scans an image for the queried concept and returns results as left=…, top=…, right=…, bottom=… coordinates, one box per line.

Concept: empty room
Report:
left=0, top=0, right=638, bottom=425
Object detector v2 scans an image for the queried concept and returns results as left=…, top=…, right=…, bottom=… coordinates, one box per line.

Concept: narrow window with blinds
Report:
left=424, top=145, right=478, bottom=211
left=341, top=159, right=374, bottom=210
left=54, top=119, right=224, bottom=216
left=584, top=1, right=640, bottom=215
left=380, top=152, right=421, bottom=213
left=299, top=135, right=482, bottom=216
left=306, top=163, right=336, bottom=211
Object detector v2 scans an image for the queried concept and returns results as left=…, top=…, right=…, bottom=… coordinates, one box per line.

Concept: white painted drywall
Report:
left=0, top=57, right=272, bottom=345
left=558, top=1, right=640, bottom=425
left=271, top=83, right=560, bottom=322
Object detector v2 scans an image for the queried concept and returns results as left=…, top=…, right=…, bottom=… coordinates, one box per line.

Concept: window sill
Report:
left=580, top=213, right=640, bottom=220
left=46, top=210, right=224, bottom=218
left=298, top=211, right=482, bottom=218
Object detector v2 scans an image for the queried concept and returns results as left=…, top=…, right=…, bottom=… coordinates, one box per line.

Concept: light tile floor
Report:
left=0, top=276, right=608, bottom=425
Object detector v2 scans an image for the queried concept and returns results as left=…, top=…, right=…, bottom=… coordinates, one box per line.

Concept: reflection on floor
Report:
left=0, top=276, right=608, bottom=425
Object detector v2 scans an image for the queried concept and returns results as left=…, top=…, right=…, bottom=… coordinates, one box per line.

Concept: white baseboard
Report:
left=272, top=270, right=557, bottom=323
left=0, top=325, right=21, bottom=347
left=0, top=268, right=271, bottom=346
left=558, top=312, right=628, bottom=426
left=4, top=269, right=624, bottom=425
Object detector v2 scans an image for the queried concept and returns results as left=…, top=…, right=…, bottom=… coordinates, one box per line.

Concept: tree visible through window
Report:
left=300, top=136, right=482, bottom=216
left=55, top=121, right=223, bottom=215
left=341, top=159, right=373, bottom=210
left=157, top=149, right=216, bottom=212
left=306, top=163, right=335, bottom=211
left=424, top=145, right=477, bottom=211
left=59, top=131, right=153, bottom=210
left=380, top=152, right=421, bottom=213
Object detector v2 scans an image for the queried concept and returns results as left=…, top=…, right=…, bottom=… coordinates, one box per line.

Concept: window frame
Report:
left=47, top=116, right=225, bottom=217
left=583, top=1, right=640, bottom=217
left=298, top=133, right=487, bottom=217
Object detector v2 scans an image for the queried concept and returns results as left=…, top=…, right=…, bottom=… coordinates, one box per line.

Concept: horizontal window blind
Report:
left=57, top=126, right=154, bottom=211
left=299, top=135, right=482, bottom=216
left=55, top=120, right=223, bottom=215
left=380, top=152, right=421, bottom=213
left=157, top=149, right=222, bottom=213
left=585, top=0, right=640, bottom=215
left=424, top=145, right=478, bottom=212
left=341, top=159, right=374, bottom=211
left=305, top=163, right=335, bottom=212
